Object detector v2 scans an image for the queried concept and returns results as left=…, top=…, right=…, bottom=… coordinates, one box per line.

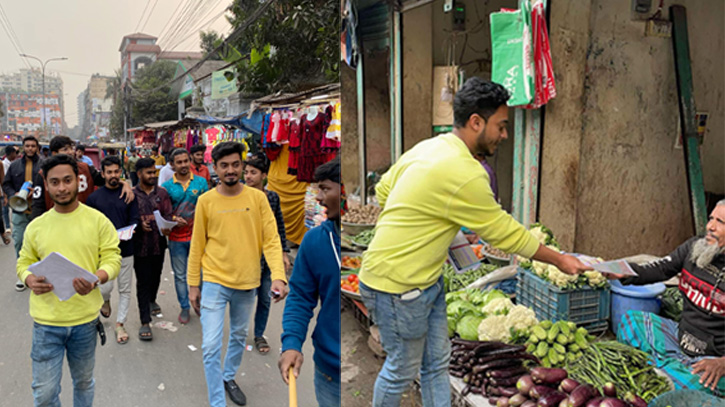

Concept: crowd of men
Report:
left=6, top=135, right=341, bottom=407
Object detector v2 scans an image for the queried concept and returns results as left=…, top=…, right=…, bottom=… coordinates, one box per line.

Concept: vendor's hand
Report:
left=120, top=182, right=135, bottom=204
left=278, top=350, right=304, bottom=385
left=189, top=286, right=201, bottom=315
left=556, top=254, right=592, bottom=276
left=161, top=228, right=172, bottom=236
left=173, top=216, right=188, bottom=227
left=25, top=274, right=53, bottom=295
left=465, top=233, right=479, bottom=244
left=141, top=220, right=152, bottom=232
left=271, top=279, right=288, bottom=303
left=606, top=272, right=626, bottom=280
left=692, top=357, right=725, bottom=391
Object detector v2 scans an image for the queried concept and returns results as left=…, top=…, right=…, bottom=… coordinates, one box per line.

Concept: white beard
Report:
left=690, top=238, right=725, bottom=269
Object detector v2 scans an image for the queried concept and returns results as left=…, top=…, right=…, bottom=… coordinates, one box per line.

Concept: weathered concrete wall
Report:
left=539, top=0, right=594, bottom=252
left=340, top=51, right=392, bottom=195
left=542, top=0, right=723, bottom=258
left=688, top=1, right=724, bottom=195
left=402, top=4, right=433, bottom=151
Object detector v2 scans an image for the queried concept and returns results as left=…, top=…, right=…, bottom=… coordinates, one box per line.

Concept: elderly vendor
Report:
left=614, top=200, right=725, bottom=396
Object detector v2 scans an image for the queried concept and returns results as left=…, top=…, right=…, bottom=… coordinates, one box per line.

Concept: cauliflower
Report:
left=529, top=227, right=549, bottom=245
left=505, top=305, right=538, bottom=332
left=584, top=270, right=606, bottom=287
left=547, top=265, right=579, bottom=288
left=477, top=315, right=510, bottom=342
left=482, top=297, right=514, bottom=315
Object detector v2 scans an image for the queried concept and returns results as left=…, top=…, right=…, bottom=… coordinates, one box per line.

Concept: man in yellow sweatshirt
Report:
left=187, top=141, right=287, bottom=407
left=17, top=154, right=121, bottom=407
left=358, top=78, right=591, bottom=407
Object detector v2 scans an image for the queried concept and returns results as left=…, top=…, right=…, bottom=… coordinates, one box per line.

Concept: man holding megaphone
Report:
left=2, top=136, right=42, bottom=292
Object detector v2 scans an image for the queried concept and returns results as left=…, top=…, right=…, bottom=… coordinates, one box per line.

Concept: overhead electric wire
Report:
left=155, top=0, right=187, bottom=41
left=130, top=0, right=275, bottom=98
left=161, top=0, right=211, bottom=49
left=157, top=0, right=198, bottom=46
left=165, top=0, right=220, bottom=49
left=140, top=0, right=160, bottom=32
left=0, top=2, right=30, bottom=69
left=134, top=0, right=153, bottom=32
left=165, top=3, right=229, bottom=52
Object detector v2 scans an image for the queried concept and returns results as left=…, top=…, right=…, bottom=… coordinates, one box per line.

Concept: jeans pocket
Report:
left=392, top=291, right=432, bottom=340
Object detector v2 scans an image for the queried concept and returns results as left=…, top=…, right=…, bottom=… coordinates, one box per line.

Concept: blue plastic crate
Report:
left=515, top=267, right=610, bottom=333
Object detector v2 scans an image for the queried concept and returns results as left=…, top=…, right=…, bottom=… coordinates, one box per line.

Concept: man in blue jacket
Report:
left=279, top=156, right=341, bottom=406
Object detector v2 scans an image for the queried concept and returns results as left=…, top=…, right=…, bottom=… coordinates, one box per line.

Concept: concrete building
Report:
left=0, top=68, right=63, bottom=95
left=119, top=32, right=203, bottom=87
left=1, top=92, right=63, bottom=138
left=78, top=75, right=114, bottom=141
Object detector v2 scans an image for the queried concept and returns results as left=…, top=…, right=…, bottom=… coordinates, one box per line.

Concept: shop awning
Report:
left=194, top=110, right=265, bottom=135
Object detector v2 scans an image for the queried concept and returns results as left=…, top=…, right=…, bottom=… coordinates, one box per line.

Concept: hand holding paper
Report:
left=153, top=210, right=177, bottom=236
left=27, top=252, right=100, bottom=301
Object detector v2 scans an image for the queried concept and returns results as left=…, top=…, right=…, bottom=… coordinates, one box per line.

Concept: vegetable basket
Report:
left=516, top=267, right=610, bottom=333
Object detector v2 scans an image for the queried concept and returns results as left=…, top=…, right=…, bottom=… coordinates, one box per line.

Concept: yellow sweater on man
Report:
left=17, top=204, right=121, bottom=326
left=359, top=132, right=540, bottom=294
left=187, top=187, right=286, bottom=289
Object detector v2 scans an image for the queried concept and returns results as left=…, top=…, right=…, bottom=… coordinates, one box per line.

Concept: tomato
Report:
left=347, top=274, right=356, bottom=283
left=342, top=283, right=354, bottom=292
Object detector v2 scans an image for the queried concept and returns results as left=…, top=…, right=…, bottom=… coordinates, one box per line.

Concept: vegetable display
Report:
left=342, top=204, right=382, bottom=224
left=486, top=366, right=647, bottom=407
left=341, top=256, right=362, bottom=269
left=446, top=289, right=539, bottom=342
left=517, top=224, right=607, bottom=290
left=443, top=262, right=499, bottom=292
left=448, top=339, right=539, bottom=398
left=523, top=320, right=595, bottom=368
left=341, top=274, right=359, bottom=294
left=351, top=229, right=375, bottom=247
left=660, top=287, right=682, bottom=322
left=565, top=341, right=670, bottom=403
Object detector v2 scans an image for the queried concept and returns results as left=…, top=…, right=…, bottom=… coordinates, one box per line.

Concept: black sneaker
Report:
left=224, top=380, right=247, bottom=406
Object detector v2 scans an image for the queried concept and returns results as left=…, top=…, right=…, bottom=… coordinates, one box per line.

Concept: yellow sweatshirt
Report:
left=359, top=132, right=540, bottom=294
left=17, top=204, right=121, bottom=326
left=187, top=187, right=286, bottom=289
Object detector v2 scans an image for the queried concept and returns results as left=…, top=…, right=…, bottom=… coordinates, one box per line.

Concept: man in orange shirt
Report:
left=190, top=144, right=212, bottom=189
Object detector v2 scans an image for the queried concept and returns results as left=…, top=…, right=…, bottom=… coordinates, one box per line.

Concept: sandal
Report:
left=2, top=231, right=10, bottom=245
left=139, top=324, right=153, bottom=341
left=100, top=301, right=111, bottom=318
left=254, top=336, right=270, bottom=354
left=150, top=302, right=162, bottom=316
left=115, top=325, right=129, bottom=344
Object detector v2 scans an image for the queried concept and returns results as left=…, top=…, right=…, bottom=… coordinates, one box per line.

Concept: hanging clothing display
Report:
left=297, top=108, right=329, bottom=183
left=267, top=144, right=309, bottom=245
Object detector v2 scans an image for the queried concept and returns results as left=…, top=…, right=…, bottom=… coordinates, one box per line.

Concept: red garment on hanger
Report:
left=287, top=118, right=301, bottom=175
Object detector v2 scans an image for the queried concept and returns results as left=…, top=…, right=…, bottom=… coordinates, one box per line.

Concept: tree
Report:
left=129, top=60, right=178, bottom=126
left=223, top=0, right=339, bottom=95
left=200, top=30, right=223, bottom=60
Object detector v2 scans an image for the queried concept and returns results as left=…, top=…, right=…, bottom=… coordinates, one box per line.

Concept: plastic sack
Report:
left=490, top=1, right=534, bottom=106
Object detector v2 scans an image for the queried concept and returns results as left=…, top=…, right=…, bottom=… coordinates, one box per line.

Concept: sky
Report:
left=0, top=0, right=233, bottom=127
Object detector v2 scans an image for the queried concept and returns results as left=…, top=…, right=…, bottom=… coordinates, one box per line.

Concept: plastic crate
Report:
left=516, top=267, right=610, bottom=333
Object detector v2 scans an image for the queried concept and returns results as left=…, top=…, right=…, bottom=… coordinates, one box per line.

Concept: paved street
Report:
left=0, top=239, right=316, bottom=406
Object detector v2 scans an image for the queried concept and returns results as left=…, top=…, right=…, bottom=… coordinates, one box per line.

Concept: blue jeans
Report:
left=31, top=319, right=98, bottom=407
left=314, top=365, right=341, bottom=407
left=168, top=240, right=190, bottom=310
left=2, top=201, right=9, bottom=230
left=253, top=263, right=272, bottom=338
left=359, top=277, right=451, bottom=407
left=200, top=282, right=256, bottom=407
left=11, top=211, right=31, bottom=257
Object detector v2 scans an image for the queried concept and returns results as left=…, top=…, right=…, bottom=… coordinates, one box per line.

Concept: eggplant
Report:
left=568, top=384, right=600, bottom=407
left=474, top=358, right=522, bottom=373
left=602, top=383, right=616, bottom=398
left=499, top=387, right=519, bottom=397
left=558, top=399, right=571, bottom=407
left=531, top=367, right=568, bottom=385
left=491, top=376, right=524, bottom=388
left=488, top=366, right=529, bottom=379
left=470, top=386, right=482, bottom=394
left=598, top=398, right=628, bottom=407
left=509, top=393, right=528, bottom=407
left=489, top=386, right=502, bottom=396
left=517, top=375, right=535, bottom=397
left=558, top=378, right=580, bottom=394
left=536, top=391, right=567, bottom=407
left=483, top=345, right=527, bottom=357
left=463, top=373, right=472, bottom=383
left=530, top=385, right=556, bottom=400
left=450, top=370, right=465, bottom=378
left=497, top=397, right=510, bottom=407
left=521, top=402, right=536, bottom=407
left=490, top=397, right=500, bottom=405
left=623, top=392, right=647, bottom=407
left=462, top=384, right=471, bottom=396
left=584, top=397, right=604, bottom=407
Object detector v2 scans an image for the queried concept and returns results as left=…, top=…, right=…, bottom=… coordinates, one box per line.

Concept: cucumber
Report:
left=548, top=348, right=559, bottom=365
left=553, top=343, right=566, bottom=354
left=559, top=321, right=571, bottom=337
left=568, top=344, right=580, bottom=353
left=529, top=334, right=540, bottom=344
left=557, top=334, right=569, bottom=345
left=532, top=325, right=547, bottom=341
left=540, top=320, right=553, bottom=330
left=526, top=343, right=536, bottom=353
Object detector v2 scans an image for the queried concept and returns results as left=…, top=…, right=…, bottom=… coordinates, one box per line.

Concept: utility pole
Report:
left=20, top=54, right=67, bottom=140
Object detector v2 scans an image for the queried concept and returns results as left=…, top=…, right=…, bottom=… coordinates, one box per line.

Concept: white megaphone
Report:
left=9, top=181, right=33, bottom=212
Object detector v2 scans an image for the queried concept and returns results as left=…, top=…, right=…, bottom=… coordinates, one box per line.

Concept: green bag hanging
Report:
left=490, top=0, right=534, bottom=106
